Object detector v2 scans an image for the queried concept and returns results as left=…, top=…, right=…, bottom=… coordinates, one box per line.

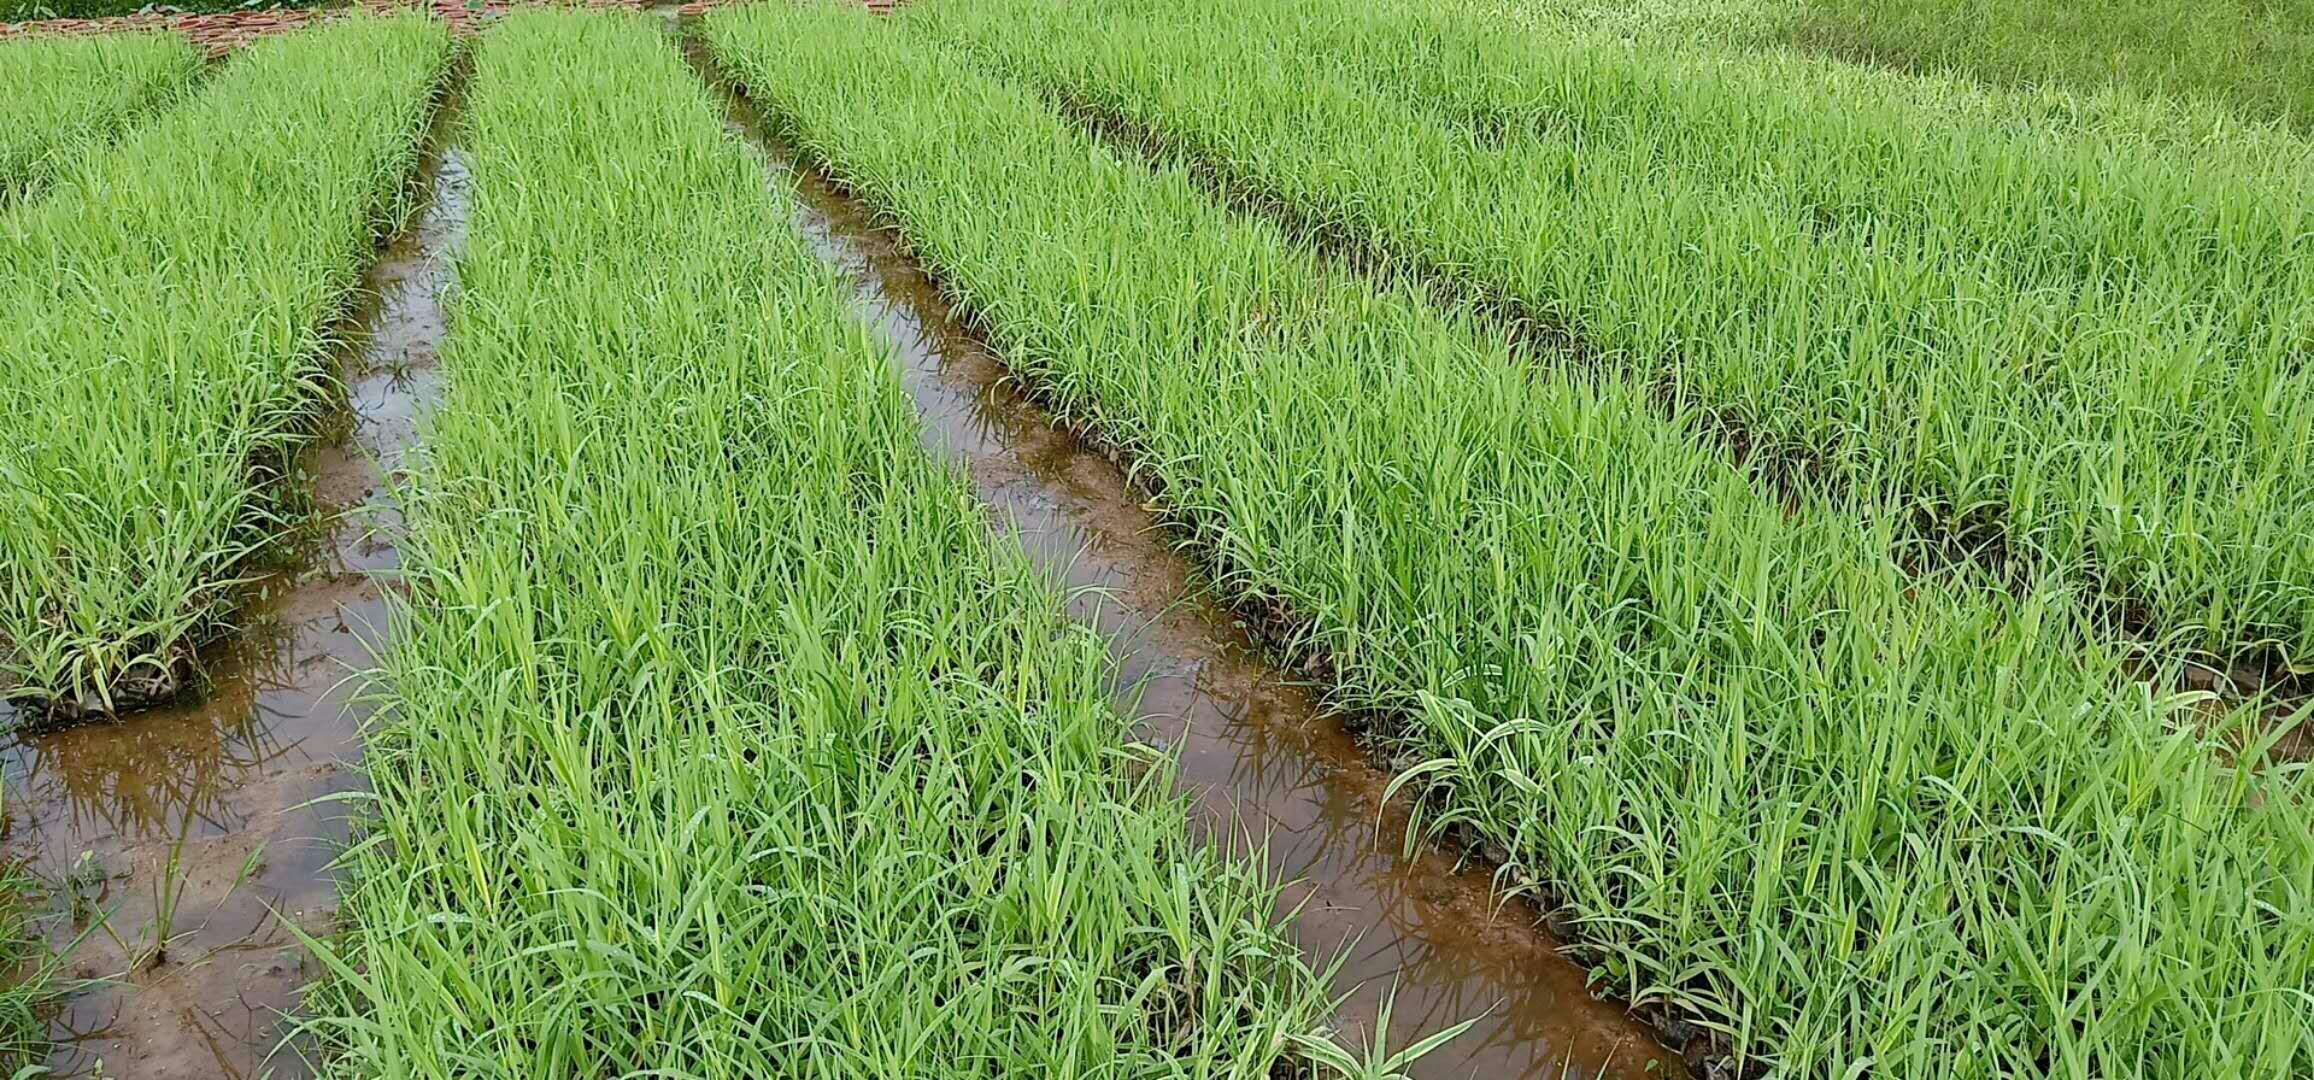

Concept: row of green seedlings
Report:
left=0, top=30, right=202, bottom=204
left=294, top=12, right=1436, bottom=1077
left=1785, top=0, right=2314, bottom=133
left=919, top=0, right=2314, bottom=691
left=0, top=15, right=453, bottom=719
left=1141, top=0, right=2312, bottom=219
left=703, top=4, right=2314, bottom=1076
left=1451, top=0, right=2314, bottom=168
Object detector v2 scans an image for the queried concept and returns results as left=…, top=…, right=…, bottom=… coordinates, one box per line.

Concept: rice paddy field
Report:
left=0, top=0, right=2307, bottom=1077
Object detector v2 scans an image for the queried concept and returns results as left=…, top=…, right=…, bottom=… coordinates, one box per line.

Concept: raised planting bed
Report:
left=0, top=13, right=452, bottom=718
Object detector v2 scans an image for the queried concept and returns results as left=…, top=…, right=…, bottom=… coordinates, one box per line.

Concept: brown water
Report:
left=688, top=50, right=1685, bottom=1078
left=0, top=126, right=467, bottom=1077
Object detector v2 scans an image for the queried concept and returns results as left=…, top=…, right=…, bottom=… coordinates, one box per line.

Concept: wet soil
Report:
left=2134, top=653, right=2314, bottom=765
left=0, top=120, right=466, bottom=1076
left=688, top=49, right=1684, bottom=1079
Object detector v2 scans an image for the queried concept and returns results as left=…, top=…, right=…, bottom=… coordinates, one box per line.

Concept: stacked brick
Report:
left=0, top=0, right=665, bottom=54
left=672, top=0, right=889, bottom=17
left=668, top=0, right=888, bottom=17
left=1, top=2, right=374, bottom=54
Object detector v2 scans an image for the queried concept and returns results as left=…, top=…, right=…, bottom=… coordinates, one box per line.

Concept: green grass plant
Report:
left=0, top=31, right=201, bottom=204
left=300, top=12, right=1366, bottom=1076
left=706, top=4, right=2314, bottom=1075
left=0, top=15, right=450, bottom=714
left=919, top=0, right=2314, bottom=672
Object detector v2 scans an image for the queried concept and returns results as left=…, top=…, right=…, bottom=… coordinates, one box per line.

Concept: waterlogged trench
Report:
left=688, top=47, right=1687, bottom=1079
left=0, top=105, right=468, bottom=1076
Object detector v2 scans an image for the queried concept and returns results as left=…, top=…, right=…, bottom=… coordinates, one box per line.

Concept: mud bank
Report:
left=0, top=106, right=467, bottom=1077
left=687, top=42, right=1685, bottom=1079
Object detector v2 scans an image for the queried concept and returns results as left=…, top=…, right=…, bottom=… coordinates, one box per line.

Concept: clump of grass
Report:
left=298, top=11, right=1377, bottom=1076
left=0, top=15, right=452, bottom=717
left=708, top=4, right=2314, bottom=1074
left=922, top=0, right=2314, bottom=675
left=0, top=30, right=201, bottom=204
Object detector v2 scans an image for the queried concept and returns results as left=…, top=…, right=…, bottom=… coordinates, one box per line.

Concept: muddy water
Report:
left=0, top=130, right=466, bottom=1076
left=687, top=60, right=1683, bottom=1079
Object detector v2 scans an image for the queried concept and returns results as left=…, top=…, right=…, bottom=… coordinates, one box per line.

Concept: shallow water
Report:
left=0, top=127, right=466, bottom=1078
left=689, top=46, right=1686, bottom=1077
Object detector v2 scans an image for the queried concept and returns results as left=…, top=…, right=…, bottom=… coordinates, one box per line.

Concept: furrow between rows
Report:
left=302, top=11, right=1354, bottom=1075
left=704, top=5, right=2314, bottom=1075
